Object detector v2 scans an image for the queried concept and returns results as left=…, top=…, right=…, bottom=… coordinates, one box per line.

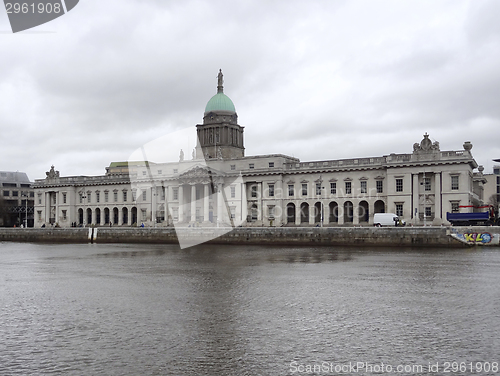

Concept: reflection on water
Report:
left=0, top=243, right=499, bottom=375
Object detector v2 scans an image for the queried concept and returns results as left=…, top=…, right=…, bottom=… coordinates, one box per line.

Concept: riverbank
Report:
left=1, top=226, right=499, bottom=247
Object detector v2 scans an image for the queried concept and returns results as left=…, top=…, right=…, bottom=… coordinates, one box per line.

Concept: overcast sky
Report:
left=1, top=0, right=500, bottom=181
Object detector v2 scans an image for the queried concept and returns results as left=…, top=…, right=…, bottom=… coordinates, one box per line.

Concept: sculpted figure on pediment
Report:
left=413, top=133, right=440, bottom=153
left=179, top=166, right=218, bottom=184
left=46, top=165, right=60, bottom=179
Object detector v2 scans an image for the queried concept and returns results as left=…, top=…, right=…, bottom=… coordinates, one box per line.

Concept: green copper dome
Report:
left=204, top=92, right=236, bottom=113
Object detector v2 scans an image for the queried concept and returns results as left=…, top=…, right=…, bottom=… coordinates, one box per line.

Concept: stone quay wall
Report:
left=1, top=226, right=495, bottom=248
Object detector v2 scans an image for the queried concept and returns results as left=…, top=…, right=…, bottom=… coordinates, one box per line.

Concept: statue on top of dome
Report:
left=217, top=69, right=224, bottom=93
left=217, top=69, right=223, bottom=87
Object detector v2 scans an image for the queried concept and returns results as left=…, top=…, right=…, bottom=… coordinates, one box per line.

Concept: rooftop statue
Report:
left=46, top=165, right=60, bottom=179
left=217, top=69, right=223, bottom=88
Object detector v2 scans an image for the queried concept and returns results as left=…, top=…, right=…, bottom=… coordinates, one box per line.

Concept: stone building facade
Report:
left=33, top=73, right=486, bottom=228
left=483, top=163, right=500, bottom=210
left=0, top=171, right=34, bottom=227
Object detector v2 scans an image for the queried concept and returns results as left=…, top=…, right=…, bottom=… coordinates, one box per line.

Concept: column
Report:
left=337, top=201, right=344, bottom=225
left=353, top=201, right=359, bottom=225
left=151, top=186, right=157, bottom=225
left=55, top=191, right=59, bottom=225
left=203, top=184, right=210, bottom=223
left=191, top=184, right=196, bottom=223
left=257, top=183, right=262, bottom=222
left=178, top=185, right=184, bottom=223
left=276, top=178, right=283, bottom=225
left=307, top=202, right=310, bottom=225
left=412, top=174, right=420, bottom=225
left=295, top=202, right=301, bottom=225
left=45, top=192, right=50, bottom=224
left=434, top=173, right=442, bottom=225
left=217, top=183, right=223, bottom=225
left=164, top=185, right=168, bottom=225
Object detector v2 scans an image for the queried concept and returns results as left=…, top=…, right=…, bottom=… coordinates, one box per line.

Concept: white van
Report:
left=373, top=213, right=406, bottom=227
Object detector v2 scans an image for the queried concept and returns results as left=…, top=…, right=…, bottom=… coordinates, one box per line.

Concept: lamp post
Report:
left=81, top=189, right=87, bottom=228
left=319, top=176, right=324, bottom=227
left=152, top=185, right=157, bottom=228
left=22, top=192, right=28, bottom=228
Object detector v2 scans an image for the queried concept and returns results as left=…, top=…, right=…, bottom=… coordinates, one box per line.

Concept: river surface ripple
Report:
left=0, top=243, right=499, bottom=375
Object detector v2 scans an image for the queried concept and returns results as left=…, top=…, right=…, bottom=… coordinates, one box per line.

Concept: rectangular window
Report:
left=316, top=183, right=322, bottom=196
left=268, top=205, right=275, bottom=218
left=30, top=192, right=34, bottom=198
left=360, top=181, right=367, bottom=194
left=86, top=193, right=90, bottom=204
left=451, top=175, right=459, bottom=190
left=157, top=170, right=162, bottom=175
left=79, top=194, right=83, bottom=204
left=451, top=202, right=460, bottom=213
left=114, top=192, right=118, bottom=202
left=424, top=177, right=431, bottom=191
left=330, top=182, right=336, bottom=195
left=173, top=188, right=179, bottom=201
left=3, top=190, right=9, bottom=197
left=62, top=192, right=67, bottom=204
left=173, top=169, right=178, bottom=174
left=269, top=162, right=274, bottom=168
left=172, top=208, right=179, bottom=221
left=396, top=178, right=403, bottom=192
left=230, top=185, right=236, bottom=198
left=230, top=165, right=235, bottom=171
left=425, top=206, right=432, bottom=217
left=12, top=191, right=18, bottom=197
left=62, top=210, right=67, bottom=220
left=141, top=209, right=147, bottom=221
left=288, top=184, right=294, bottom=197
left=345, top=181, right=352, bottom=194
left=395, top=203, right=403, bottom=217
left=302, top=183, right=307, bottom=196
left=105, top=192, right=109, bottom=203
left=37, top=210, right=42, bottom=221
left=230, top=206, right=236, bottom=219
left=123, top=191, right=127, bottom=202
left=249, top=163, right=254, bottom=169
left=142, top=191, right=147, bottom=201
left=376, top=180, right=383, bottom=194
left=142, top=171, right=146, bottom=176
left=251, top=185, right=257, bottom=198
left=268, top=184, right=274, bottom=197
left=38, top=195, right=42, bottom=205
left=96, top=192, right=100, bottom=203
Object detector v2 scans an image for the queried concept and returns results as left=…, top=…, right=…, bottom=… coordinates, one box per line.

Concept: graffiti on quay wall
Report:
left=455, top=232, right=493, bottom=244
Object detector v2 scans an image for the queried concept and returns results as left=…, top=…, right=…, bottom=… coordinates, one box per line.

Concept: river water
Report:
left=0, top=242, right=499, bottom=376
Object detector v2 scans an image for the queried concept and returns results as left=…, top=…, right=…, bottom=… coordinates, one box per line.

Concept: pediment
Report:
left=178, top=165, right=222, bottom=184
